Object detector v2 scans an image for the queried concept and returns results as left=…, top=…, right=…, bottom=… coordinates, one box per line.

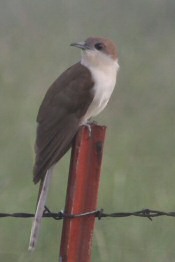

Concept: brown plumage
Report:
left=33, top=62, right=94, bottom=184
left=29, top=37, right=119, bottom=251
left=85, top=37, right=118, bottom=60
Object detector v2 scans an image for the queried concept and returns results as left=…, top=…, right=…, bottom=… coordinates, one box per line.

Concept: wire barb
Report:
left=1, top=208, right=175, bottom=220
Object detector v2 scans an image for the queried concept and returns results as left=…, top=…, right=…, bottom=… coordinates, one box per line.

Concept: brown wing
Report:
left=33, top=62, right=94, bottom=184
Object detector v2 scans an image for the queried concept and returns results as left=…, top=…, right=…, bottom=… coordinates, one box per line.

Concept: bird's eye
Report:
left=94, top=43, right=104, bottom=50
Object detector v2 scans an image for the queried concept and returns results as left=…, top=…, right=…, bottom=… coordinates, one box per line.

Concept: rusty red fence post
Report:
left=59, top=124, right=106, bottom=262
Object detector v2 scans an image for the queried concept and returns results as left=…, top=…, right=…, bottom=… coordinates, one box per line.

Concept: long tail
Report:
left=28, top=168, right=53, bottom=251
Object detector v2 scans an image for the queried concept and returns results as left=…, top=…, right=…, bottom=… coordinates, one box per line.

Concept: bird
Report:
left=28, top=36, right=119, bottom=251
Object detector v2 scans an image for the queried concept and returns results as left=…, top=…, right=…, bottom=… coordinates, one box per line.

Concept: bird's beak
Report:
left=70, top=41, right=90, bottom=50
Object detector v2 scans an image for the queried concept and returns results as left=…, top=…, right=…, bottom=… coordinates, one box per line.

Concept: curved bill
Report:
left=70, top=41, right=90, bottom=50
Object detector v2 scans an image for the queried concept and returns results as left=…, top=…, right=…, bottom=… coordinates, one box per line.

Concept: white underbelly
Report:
left=83, top=87, right=113, bottom=120
left=81, top=67, right=118, bottom=123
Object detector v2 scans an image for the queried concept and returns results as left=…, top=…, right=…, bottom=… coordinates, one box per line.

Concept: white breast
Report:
left=81, top=59, right=119, bottom=124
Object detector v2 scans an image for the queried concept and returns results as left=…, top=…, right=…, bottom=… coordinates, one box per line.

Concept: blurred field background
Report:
left=0, top=0, right=175, bottom=261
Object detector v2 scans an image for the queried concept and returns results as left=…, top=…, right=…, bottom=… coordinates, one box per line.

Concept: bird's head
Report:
left=71, top=37, right=119, bottom=71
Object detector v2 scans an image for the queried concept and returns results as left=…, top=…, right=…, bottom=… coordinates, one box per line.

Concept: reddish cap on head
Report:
left=71, top=37, right=118, bottom=60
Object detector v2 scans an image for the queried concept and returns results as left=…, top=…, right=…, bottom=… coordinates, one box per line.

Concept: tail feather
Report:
left=28, top=168, right=53, bottom=251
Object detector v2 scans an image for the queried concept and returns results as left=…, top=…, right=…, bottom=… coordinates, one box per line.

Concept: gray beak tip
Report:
left=70, top=41, right=90, bottom=50
left=70, top=42, right=76, bottom=47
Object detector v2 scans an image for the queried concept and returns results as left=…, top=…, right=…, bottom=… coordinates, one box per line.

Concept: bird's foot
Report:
left=83, top=120, right=97, bottom=137
left=84, top=123, right=92, bottom=136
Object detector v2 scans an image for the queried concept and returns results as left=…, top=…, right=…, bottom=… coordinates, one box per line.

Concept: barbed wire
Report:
left=1, top=207, right=175, bottom=221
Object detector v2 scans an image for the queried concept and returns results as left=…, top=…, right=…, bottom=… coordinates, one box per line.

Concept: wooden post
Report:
left=59, top=124, right=106, bottom=262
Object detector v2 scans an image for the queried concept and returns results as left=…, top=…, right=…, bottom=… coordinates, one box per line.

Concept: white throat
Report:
left=80, top=50, right=119, bottom=124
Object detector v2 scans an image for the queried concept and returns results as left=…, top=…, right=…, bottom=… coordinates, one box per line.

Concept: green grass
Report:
left=0, top=1, right=175, bottom=261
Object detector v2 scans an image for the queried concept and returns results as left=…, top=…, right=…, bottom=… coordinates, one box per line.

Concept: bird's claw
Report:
left=83, top=121, right=97, bottom=137
left=83, top=123, right=92, bottom=137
